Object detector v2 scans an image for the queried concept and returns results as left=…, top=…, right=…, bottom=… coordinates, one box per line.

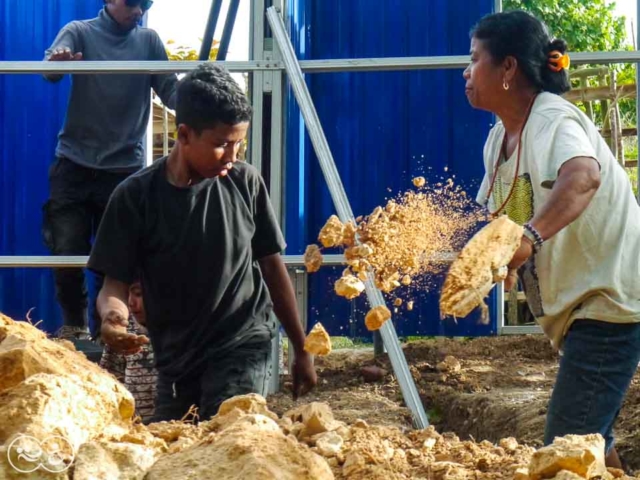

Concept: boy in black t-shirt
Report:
left=88, top=64, right=317, bottom=422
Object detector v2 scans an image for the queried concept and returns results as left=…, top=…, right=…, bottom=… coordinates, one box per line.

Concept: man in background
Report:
left=43, top=0, right=177, bottom=344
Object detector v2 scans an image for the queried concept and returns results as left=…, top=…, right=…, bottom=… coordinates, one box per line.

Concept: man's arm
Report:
left=150, top=32, right=178, bottom=110
left=259, top=253, right=317, bottom=398
left=505, top=156, right=601, bottom=289
left=44, top=24, right=83, bottom=83
left=97, top=276, right=149, bottom=354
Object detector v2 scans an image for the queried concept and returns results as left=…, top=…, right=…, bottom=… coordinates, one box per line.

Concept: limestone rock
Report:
left=345, top=244, right=374, bottom=260
left=413, top=176, right=426, bottom=188
left=0, top=373, right=133, bottom=453
left=0, top=443, right=71, bottom=479
left=342, top=222, right=357, bottom=247
left=549, top=471, right=586, bottom=480
left=146, top=414, right=334, bottom=480
left=499, top=437, right=520, bottom=452
left=284, top=403, right=344, bottom=438
left=217, top=394, right=278, bottom=421
left=72, top=441, right=158, bottom=480
left=335, top=275, right=366, bottom=300
left=304, top=323, right=332, bottom=356
left=199, top=394, right=279, bottom=432
left=440, top=215, right=523, bottom=318
left=607, top=467, right=626, bottom=478
left=318, top=215, right=345, bottom=248
left=304, top=245, right=323, bottom=273
left=375, top=272, right=401, bottom=293
left=314, top=431, right=344, bottom=457
left=0, top=315, right=130, bottom=398
left=365, top=305, right=391, bottom=331
left=436, top=356, right=461, bottom=374
left=528, top=434, right=607, bottom=480
left=144, top=421, right=199, bottom=445
left=342, top=452, right=366, bottom=477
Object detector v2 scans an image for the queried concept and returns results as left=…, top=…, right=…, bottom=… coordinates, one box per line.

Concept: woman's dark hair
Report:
left=470, top=10, right=570, bottom=95
left=175, top=64, right=252, bottom=134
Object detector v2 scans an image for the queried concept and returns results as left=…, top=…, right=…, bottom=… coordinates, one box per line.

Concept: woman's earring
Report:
left=503, top=79, right=510, bottom=91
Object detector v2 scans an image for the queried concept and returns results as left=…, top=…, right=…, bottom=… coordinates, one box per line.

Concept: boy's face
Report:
left=179, top=122, right=249, bottom=179
left=128, top=282, right=146, bottom=325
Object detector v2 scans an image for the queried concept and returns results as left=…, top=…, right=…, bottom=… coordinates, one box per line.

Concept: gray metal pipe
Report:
left=4, top=50, right=640, bottom=75
left=266, top=6, right=429, bottom=429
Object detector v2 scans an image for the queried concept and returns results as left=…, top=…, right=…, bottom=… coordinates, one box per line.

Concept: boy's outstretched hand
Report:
left=101, top=311, right=149, bottom=355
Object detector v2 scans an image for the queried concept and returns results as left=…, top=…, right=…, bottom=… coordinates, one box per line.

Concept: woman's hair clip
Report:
left=548, top=50, right=570, bottom=72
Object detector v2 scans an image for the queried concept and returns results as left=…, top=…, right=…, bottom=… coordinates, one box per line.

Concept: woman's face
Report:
left=463, top=37, right=505, bottom=112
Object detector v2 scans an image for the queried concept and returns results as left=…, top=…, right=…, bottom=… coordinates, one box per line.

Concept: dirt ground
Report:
left=268, top=335, right=640, bottom=475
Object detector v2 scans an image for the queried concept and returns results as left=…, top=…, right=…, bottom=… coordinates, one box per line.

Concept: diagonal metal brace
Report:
left=266, top=6, right=428, bottom=428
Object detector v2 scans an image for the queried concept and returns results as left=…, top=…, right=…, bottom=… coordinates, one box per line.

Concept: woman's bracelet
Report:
left=523, top=223, right=544, bottom=252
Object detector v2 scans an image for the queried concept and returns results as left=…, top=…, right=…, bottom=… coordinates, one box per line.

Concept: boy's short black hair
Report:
left=175, top=64, right=253, bottom=133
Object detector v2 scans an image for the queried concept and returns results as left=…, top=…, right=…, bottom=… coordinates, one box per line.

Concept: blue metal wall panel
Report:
left=0, top=0, right=103, bottom=332
left=285, top=0, right=498, bottom=338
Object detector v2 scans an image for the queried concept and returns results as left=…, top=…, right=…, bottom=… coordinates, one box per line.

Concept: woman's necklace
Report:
left=485, top=93, right=538, bottom=217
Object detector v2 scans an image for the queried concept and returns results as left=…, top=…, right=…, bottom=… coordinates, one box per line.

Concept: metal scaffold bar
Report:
left=0, top=255, right=348, bottom=268
left=2, top=50, right=640, bottom=75
left=266, top=6, right=429, bottom=429
left=0, top=253, right=457, bottom=268
left=0, top=60, right=277, bottom=74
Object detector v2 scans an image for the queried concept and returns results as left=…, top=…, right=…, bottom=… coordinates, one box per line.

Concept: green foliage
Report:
left=503, top=0, right=638, bottom=166
left=626, top=166, right=639, bottom=198
left=165, top=38, right=219, bottom=61
left=502, top=0, right=628, bottom=53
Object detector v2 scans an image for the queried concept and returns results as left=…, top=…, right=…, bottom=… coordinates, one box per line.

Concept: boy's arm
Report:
left=97, top=277, right=149, bottom=354
left=259, top=253, right=317, bottom=399
left=88, top=180, right=147, bottom=352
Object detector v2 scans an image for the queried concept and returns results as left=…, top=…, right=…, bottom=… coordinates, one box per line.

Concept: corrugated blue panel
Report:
left=285, top=0, right=498, bottom=338
left=0, top=1, right=103, bottom=332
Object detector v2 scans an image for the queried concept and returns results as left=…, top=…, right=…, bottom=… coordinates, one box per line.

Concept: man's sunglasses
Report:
left=125, top=0, right=154, bottom=11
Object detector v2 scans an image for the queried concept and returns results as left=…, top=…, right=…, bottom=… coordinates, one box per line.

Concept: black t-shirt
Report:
left=88, top=158, right=286, bottom=380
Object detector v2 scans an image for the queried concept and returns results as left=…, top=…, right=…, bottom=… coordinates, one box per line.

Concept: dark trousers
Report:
left=150, top=341, right=273, bottom=423
left=42, top=157, right=134, bottom=334
left=544, top=319, right=640, bottom=453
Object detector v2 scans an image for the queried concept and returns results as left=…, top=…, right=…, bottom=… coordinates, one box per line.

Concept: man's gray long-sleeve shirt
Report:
left=45, top=8, right=178, bottom=172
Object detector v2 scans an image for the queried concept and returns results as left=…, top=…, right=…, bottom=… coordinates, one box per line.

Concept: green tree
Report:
left=502, top=0, right=628, bottom=52
left=165, top=39, right=220, bottom=61
left=503, top=0, right=638, bottom=195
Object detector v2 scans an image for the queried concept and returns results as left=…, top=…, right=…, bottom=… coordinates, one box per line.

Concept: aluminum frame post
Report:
left=200, top=0, right=224, bottom=61
left=249, top=0, right=266, bottom=173
left=266, top=6, right=428, bottom=429
left=249, top=0, right=275, bottom=394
